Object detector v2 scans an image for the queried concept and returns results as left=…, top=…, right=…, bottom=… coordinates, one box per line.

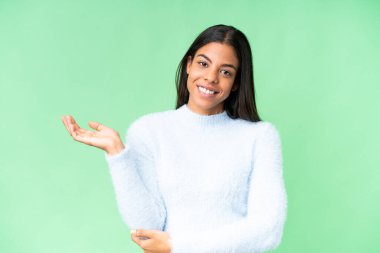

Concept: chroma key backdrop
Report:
left=0, top=0, right=379, bottom=252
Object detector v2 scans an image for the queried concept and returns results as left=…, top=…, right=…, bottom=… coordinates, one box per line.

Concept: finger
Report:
left=67, top=115, right=83, bottom=134
left=71, top=132, right=93, bottom=145
left=131, top=229, right=152, bottom=240
left=73, top=130, right=89, bottom=141
left=61, top=116, right=70, bottom=134
left=76, top=128, right=88, bottom=135
left=88, top=121, right=107, bottom=131
left=131, top=232, right=145, bottom=248
left=130, top=235, right=151, bottom=250
left=63, top=116, right=76, bottom=137
left=136, top=229, right=155, bottom=239
left=69, top=116, right=81, bottom=132
left=65, top=115, right=74, bottom=134
left=68, top=115, right=76, bottom=124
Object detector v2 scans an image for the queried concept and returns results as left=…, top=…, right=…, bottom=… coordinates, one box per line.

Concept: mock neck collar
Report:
left=176, top=104, right=231, bottom=130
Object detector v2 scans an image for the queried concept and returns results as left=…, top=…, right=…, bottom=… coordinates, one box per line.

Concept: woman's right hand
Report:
left=61, top=115, right=125, bottom=155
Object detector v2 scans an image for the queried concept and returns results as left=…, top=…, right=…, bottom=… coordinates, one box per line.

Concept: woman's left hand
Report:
left=131, top=229, right=172, bottom=253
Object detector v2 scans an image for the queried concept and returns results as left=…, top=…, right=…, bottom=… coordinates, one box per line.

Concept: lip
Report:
left=196, top=85, right=219, bottom=97
left=196, top=85, right=220, bottom=93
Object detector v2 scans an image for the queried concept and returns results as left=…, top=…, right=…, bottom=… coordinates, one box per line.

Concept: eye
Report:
left=221, top=69, right=232, bottom=77
left=198, top=61, right=208, bottom=67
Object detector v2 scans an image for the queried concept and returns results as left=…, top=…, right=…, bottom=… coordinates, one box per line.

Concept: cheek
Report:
left=188, top=68, right=204, bottom=81
left=186, top=77, right=194, bottom=92
left=223, top=81, right=235, bottom=93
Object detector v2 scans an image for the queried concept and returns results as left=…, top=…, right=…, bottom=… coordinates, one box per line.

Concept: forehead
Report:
left=195, top=42, right=239, bottom=66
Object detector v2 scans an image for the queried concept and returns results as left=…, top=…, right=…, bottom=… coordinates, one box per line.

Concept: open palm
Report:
left=61, top=115, right=124, bottom=155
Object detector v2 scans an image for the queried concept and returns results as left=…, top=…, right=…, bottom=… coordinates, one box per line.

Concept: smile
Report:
left=197, top=85, right=219, bottom=95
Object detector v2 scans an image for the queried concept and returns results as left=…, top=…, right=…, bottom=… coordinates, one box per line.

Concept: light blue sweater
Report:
left=104, top=104, right=287, bottom=253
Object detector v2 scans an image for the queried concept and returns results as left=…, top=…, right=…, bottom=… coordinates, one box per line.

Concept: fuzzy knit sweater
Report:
left=104, top=103, right=287, bottom=253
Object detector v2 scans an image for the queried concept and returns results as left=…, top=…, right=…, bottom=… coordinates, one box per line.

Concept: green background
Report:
left=1, top=0, right=379, bottom=252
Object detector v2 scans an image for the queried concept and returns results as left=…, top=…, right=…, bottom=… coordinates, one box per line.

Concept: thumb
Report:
left=134, top=229, right=155, bottom=238
left=88, top=121, right=106, bottom=131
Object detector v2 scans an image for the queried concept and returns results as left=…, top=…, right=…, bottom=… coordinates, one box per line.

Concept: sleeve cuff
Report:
left=104, top=146, right=130, bottom=167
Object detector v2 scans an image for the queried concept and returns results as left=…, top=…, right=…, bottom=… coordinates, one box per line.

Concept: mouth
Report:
left=196, top=85, right=220, bottom=95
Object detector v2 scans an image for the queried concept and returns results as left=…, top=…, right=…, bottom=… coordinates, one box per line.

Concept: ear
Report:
left=186, top=56, right=192, bottom=75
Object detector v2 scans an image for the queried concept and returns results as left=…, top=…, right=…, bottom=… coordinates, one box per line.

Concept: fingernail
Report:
left=130, top=229, right=136, bottom=235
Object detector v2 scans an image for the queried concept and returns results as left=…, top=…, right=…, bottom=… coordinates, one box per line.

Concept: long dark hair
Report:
left=175, top=24, right=261, bottom=122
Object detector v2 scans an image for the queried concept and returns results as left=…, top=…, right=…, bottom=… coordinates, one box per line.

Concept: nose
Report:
left=204, top=68, right=218, bottom=84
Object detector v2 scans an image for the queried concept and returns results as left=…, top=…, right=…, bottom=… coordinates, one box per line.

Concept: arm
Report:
left=169, top=123, right=288, bottom=253
left=104, top=119, right=167, bottom=231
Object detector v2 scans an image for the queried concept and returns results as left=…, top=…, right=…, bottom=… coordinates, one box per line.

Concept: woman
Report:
left=61, top=24, right=287, bottom=253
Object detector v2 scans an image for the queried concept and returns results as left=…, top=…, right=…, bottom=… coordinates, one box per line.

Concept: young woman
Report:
left=61, top=24, right=287, bottom=253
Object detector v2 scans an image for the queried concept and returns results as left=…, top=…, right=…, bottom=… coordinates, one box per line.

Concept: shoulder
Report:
left=234, top=119, right=280, bottom=137
left=237, top=120, right=282, bottom=151
left=252, top=121, right=282, bottom=153
left=240, top=121, right=283, bottom=167
left=258, top=121, right=281, bottom=138
left=254, top=121, right=281, bottom=144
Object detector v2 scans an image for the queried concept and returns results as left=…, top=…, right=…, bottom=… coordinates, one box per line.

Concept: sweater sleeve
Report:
left=169, top=123, right=288, bottom=253
left=104, top=119, right=167, bottom=231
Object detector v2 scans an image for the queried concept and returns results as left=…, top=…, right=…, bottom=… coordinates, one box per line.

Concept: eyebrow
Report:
left=196, top=54, right=238, bottom=71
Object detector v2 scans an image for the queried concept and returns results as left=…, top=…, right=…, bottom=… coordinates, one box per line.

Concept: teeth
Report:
left=198, top=86, right=216, bottom=95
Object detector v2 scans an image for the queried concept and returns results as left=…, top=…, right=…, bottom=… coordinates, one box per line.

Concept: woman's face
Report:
left=186, top=42, right=239, bottom=115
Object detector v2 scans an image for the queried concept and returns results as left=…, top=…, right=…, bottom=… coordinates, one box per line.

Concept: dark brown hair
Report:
left=175, top=24, right=261, bottom=122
